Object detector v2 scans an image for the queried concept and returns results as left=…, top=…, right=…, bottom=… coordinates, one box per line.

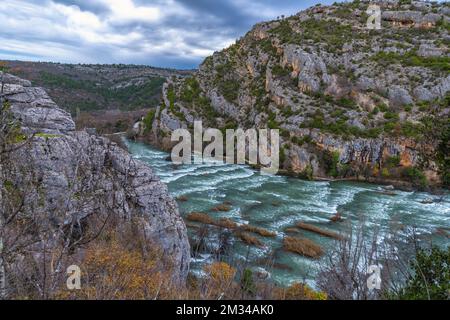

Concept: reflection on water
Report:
left=126, top=139, right=450, bottom=286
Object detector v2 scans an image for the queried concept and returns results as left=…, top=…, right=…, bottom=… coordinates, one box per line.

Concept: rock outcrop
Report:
left=0, top=72, right=190, bottom=281
left=141, top=1, right=449, bottom=189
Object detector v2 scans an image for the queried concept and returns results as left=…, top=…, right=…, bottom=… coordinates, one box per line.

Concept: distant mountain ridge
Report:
left=3, top=60, right=192, bottom=114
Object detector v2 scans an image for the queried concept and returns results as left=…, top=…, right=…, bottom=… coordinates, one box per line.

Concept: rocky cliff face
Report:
left=144, top=0, right=449, bottom=189
left=0, top=72, right=190, bottom=281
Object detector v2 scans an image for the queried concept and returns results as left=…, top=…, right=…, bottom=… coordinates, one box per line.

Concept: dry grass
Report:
left=273, top=283, right=327, bottom=300
left=212, top=203, right=232, bottom=212
left=176, top=195, right=188, bottom=202
left=186, top=212, right=215, bottom=225
left=284, top=227, right=300, bottom=234
left=236, top=232, right=263, bottom=247
left=214, top=218, right=239, bottom=229
left=283, top=236, right=324, bottom=259
left=296, top=222, right=342, bottom=240
left=185, top=213, right=238, bottom=230
left=240, top=225, right=276, bottom=237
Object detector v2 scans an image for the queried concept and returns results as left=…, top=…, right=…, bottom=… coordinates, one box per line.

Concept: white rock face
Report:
left=1, top=73, right=190, bottom=282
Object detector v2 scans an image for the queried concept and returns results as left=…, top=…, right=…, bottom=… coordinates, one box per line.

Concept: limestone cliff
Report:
left=143, top=0, right=449, bottom=189
left=0, top=72, right=190, bottom=282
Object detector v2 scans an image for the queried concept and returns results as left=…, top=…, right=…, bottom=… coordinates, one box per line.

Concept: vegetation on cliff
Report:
left=148, top=0, right=449, bottom=189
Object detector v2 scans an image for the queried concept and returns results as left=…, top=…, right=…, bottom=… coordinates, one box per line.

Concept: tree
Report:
left=393, top=247, right=449, bottom=300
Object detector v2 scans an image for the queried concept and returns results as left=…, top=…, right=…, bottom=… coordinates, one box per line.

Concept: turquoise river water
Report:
left=125, top=139, right=450, bottom=286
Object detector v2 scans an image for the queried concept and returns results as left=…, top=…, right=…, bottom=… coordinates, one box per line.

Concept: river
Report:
left=125, top=139, right=450, bottom=286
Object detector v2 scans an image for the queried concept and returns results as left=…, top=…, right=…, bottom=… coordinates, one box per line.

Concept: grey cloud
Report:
left=0, top=0, right=335, bottom=69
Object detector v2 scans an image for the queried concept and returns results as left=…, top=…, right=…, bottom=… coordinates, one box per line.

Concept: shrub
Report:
left=240, top=269, right=256, bottom=296
left=297, top=164, right=314, bottom=180
left=402, top=167, right=428, bottom=187
left=392, top=247, right=449, bottom=300
left=143, top=110, right=156, bottom=133
left=240, top=225, right=276, bottom=237
left=186, top=212, right=215, bottom=225
left=203, top=262, right=236, bottom=296
left=219, top=80, right=240, bottom=102
left=283, top=236, right=324, bottom=258
left=236, top=232, right=263, bottom=247
left=275, top=283, right=327, bottom=300
left=211, top=203, right=232, bottom=212
left=386, top=155, right=401, bottom=168
left=384, top=112, right=399, bottom=121
left=296, top=222, right=342, bottom=240
left=324, top=150, right=340, bottom=178
left=272, top=64, right=290, bottom=77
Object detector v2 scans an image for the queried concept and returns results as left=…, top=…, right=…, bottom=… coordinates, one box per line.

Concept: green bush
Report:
left=386, top=155, right=401, bottom=168
left=299, top=164, right=314, bottom=181
left=219, top=80, right=240, bottom=102
left=391, top=246, right=449, bottom=300
left=143, top=110, right=156, bottom=133
left=384, top=112, right=400, bottom=121
left=272, top=64, right=290, bottom=77
left=371, top=51, right=450, bottom=73
left=240, top=269, right=256, bottom=296
left=402, top=167, right=428, bottom=187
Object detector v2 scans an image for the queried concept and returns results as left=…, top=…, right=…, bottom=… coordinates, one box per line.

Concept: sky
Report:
left=0, top=0, right=337, bottom=69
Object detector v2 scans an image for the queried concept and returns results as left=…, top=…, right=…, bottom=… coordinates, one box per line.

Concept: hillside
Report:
left=3, top=61, right=192, bottom=114
left=144, top=0, right=449, bottom=189
left=0, top=71, right=190, bottom=298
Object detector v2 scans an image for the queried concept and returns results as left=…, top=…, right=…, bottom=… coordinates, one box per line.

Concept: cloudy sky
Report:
left=0, top=0, right=336, bottom=69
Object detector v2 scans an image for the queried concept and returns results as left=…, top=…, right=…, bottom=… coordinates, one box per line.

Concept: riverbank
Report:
left=124, top=138, right=450, bottom=287
left=130, top=135, right=448, bottom=195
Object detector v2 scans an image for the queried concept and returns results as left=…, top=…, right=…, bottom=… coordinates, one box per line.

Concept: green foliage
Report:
left=336, top=97, right=357, bottom=109
left=299, top=164, right=314, bottom=181
left=0, top=61, right=9, bottom=72
left=240, top=269, right=256, bottom=296
left=180, top=77, right=201, bottom=103
left=269, top=19, right=295, bottom=44
left=377, top=103, right=389, bottom=113
left=386, top=156, right=401, bottom=168
left=400, top=121, right=423, bottom=139
left=167, top=84, right=176, bottom=111
left=323, top=150, right=341, bottom=178
left=143, top=110, right=156, bottom=133
left=272, top=64, right=290, bottom=77
left=392, top=247, right=449, bottom=300
left=402, top=167, right=428, bottom=188
left=279, top=146, right=287, bottom=165
left=7, top=125, right=27, bottom=144
left=219, top=80, right=240, bottom=103
left=267, top=110, right=280, bottom=130
left=292, top=18, right=354, bottom=49
left=259, top=39, right=277, bottom=55
left=35, top=133, right=62, bottom=139
left=434, top=116, right=450, bottom=187
left=380, top=168, right=390, bottom=178
left=291, top=135, right=312, bottom=146
left=35, top=71, right=165, bottom=112
left=372, top=51, right=450, bottom=73
left=384, top=111, right=400, bottom=121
